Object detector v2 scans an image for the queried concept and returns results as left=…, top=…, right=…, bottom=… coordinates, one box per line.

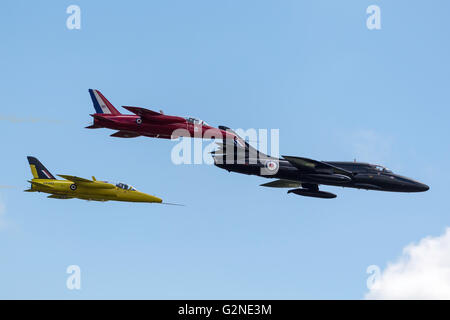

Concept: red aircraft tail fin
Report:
left=88, top=89, right=121, bottom=115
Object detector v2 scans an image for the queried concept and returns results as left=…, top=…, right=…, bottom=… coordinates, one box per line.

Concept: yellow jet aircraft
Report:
left=25, top=156, right=163, bottom=203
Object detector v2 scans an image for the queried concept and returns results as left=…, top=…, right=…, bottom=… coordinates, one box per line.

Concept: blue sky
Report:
left=0, top=0, right=448, bottom=299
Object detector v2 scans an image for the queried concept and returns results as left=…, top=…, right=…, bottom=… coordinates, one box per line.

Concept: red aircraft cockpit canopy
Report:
left=186, top=117, right=209, bottom=126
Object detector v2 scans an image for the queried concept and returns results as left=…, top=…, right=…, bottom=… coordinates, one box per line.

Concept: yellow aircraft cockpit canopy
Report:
left=116, top=182, right=137, bottom=191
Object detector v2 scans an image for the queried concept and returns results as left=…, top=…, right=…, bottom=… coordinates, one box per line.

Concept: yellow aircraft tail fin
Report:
left=29, top=163, right=38, bottom=179
left=27, top=156, right=55, bottom=180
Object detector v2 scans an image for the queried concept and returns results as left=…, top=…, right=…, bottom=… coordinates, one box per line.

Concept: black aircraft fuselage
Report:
left=216, top=158, right=428, bottom=191
left=212, top=127, right=429, bottom=199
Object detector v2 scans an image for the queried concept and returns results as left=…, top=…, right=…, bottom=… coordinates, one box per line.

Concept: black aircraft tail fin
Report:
left=217, top=126, right=274, bottom=160
left=27, top=156, right=56, bottom=180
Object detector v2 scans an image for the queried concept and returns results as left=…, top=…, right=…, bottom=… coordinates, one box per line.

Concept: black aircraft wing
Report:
left=282, top=155, right=352, bottom=176
left=260, top=179, right=301, bottom=188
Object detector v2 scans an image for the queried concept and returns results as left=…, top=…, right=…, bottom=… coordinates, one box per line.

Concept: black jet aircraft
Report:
left=212, top=127, right=429, bottom=199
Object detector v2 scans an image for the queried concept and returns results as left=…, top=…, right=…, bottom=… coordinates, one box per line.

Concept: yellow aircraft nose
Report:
left=140, top=192, right=163, bottom=203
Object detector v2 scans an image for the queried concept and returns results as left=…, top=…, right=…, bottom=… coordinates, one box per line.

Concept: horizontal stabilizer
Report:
left=24, top=188, right=35, bottom=192
left=85, top=124, right=102, bottom=129
left=91, top=114, right=117, bottom=124
left=260, top=180, right=301, bottom=188
left=28, top=180, right=49, bottom=188
left=110, top=130, right=140, bottom=138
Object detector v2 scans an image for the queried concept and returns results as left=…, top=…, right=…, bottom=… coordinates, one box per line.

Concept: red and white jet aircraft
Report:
left=86, top=89, right=238, bottom=140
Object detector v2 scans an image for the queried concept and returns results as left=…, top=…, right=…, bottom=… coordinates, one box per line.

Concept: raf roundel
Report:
left=265, top=160, right=278, bottom=172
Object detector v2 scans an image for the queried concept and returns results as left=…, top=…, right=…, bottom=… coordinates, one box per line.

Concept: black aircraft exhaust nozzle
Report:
left=288, top=188, right=336, bottom=199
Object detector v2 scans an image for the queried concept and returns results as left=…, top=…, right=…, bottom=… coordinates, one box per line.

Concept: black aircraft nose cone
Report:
left=407, top=181, right=429, bottom=192
left=394, top=174, right=430, bottom=193
left=416, top=183, right=429, bottom=192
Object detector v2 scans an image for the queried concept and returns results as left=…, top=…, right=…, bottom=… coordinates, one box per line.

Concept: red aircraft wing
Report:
left=110, top=130, right=141, bottom=138
left=122, top=106, right=186, bottom=124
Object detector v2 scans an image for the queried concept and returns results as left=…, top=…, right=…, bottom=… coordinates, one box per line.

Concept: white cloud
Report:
left=365, top=228, right=450, bottom=299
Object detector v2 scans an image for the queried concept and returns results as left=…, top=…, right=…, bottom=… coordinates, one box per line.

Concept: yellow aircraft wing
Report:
left=58, top=175, right=93, bottom=183
left=47, top=195, right=74, bottom=199
left=57, top=175, right=115, bottom=189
